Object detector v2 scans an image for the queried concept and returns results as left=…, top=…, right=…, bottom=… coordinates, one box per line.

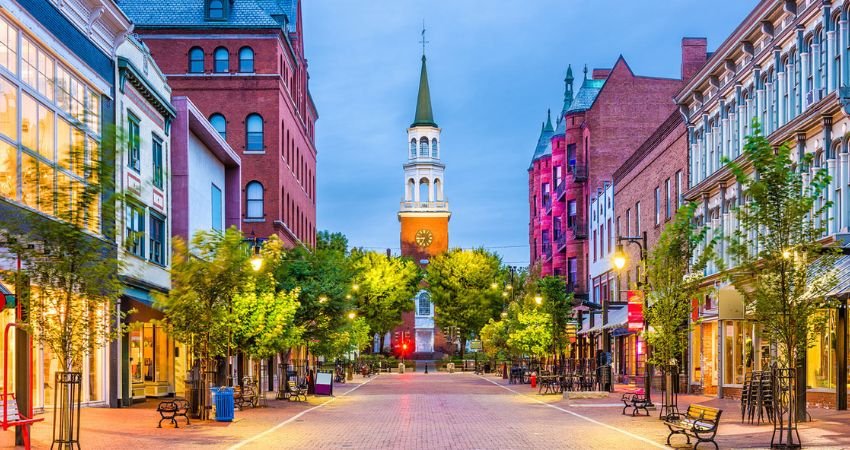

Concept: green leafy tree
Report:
left=480, top=318, right=509, bottom=360
left=645, top=202, right=713, bottom=372
left=507, top=309, right=552, bottom=358
left=155, top=227, right=251, bottom=419
left=534, top=276, right=572, bottom=365
left=726, top=121, right=838, bottom=428
left=351, top=251, right=420, bottom=352
left=426, top=248, right=503, bottom=357
left=317, top=316, right=371, bottom=360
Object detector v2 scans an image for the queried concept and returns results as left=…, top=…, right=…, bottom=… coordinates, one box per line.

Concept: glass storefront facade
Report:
left=807, top=309, right=838, bottom=391
left=127, top=322, right=185, bottom=399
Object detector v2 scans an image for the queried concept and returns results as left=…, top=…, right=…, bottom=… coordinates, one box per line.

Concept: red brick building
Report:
left=119, top=0, right=317, bottom=247
left=529, top=43, right=706, bottom=302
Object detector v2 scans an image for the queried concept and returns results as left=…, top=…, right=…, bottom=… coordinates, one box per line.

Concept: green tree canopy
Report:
left=507, top=309, right=552, bottom=358
left=426, top=248, right=503, bottom=356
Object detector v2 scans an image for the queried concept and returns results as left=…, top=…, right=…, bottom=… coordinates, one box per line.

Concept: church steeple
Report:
left=562, top=65, right=574, bottom=115
left=411, top=55, right=437, bottom=128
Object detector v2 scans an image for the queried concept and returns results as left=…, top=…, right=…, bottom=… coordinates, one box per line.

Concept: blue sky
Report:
left=302, top=0, right=757, bottom=266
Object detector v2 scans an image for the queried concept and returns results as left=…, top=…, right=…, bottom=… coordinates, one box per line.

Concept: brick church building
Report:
left=120, top=0, right=318, bottom=247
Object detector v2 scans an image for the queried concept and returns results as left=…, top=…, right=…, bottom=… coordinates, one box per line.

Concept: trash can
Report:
left=398, top=363, right=405, bottom=374
left=212, top=386, right=234, bottom=422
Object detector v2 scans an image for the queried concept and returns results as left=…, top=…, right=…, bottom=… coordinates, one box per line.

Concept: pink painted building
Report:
left=528, top=40, right=708, bottom=308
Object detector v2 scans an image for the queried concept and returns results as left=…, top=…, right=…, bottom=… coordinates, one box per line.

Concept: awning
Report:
left=823, top=255, right=850, bottom=299
left=577, top=307, right=627, bottom=335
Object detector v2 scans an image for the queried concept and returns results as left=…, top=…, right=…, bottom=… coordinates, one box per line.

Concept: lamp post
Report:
left=229, top=233, right=264, bottom=387
left=612, top=231, right=653, bottom=407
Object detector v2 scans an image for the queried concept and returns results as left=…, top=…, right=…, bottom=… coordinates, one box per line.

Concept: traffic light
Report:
left=402, top=343, right=408, bottom=351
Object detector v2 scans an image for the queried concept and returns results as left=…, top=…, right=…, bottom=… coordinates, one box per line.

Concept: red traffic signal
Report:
left=402, top=343, right=408, bottom=351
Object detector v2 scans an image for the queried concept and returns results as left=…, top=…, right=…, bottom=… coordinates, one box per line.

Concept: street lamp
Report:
left=534, top=295, right=543, bottom=305
left=612, top=231, right=653, bottom=407
left=348, top=311, right=357, bottom=320
left=318, top=295, right=328, bottom=304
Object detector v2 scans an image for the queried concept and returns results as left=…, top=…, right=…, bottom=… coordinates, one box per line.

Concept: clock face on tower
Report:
left=415, top=229, right=434, bottom=248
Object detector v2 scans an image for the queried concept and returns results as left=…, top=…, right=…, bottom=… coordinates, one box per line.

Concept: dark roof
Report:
left=117, top=0, right=297, bottom=31
left=565, top=77, right=605, bottom=114
left=530, top=115, right=555, bottom=166
left=411, top=55, right=437, bottom=128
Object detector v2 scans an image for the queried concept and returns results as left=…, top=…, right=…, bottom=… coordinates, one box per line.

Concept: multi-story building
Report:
left=0, top=0, right=131, bottom=408
left=675, top=0, right=850, bottom=409
left=114, top=34, right=176, bottom=404
left=529, top=42, right=706, bottom=305
left=119, top=0, right=318, bottom=248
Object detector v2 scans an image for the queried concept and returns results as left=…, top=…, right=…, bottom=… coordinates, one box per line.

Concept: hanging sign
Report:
left=627, top=290, right=644, bottom=331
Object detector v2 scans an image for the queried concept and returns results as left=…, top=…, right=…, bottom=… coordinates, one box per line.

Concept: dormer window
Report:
left=206, top=0, right=228, bottom=21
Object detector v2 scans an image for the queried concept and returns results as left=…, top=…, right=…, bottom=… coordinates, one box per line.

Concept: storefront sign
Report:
left=315, top=372, right=333, bottom=396
left=717, top=285, right=744, bottom=320
left=691, top=298, right=699, bottom=322
left=627, top=290, right=644, bottom=331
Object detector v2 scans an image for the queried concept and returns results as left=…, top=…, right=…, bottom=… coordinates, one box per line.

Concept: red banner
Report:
left=691, top=297, right=699, bottom=322
left=627, top=290, right=644, bottom=331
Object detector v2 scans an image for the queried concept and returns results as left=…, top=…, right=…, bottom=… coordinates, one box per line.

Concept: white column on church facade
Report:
left=801, top=52, right=810, bottom=108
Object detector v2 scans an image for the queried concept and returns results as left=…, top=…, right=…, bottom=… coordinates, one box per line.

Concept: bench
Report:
left=234, top=385, right=258, bottom=410
left=156, top=401, right=181, bottom=428
left=286, top=380, right=307, bottom=402
left=1, top=395, right=43, bottom=449
left=173, top=399, right=191, bottom=425
left=664, top=404, right=723, bottom=450
left=621, top=389, right=650, bottom=416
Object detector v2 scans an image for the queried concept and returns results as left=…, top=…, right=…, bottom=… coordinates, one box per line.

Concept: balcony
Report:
left=566, top=283, right=588, bottom=301
left=570, top=221, right=587, bottom=240
left=555, top=180, right=566, bottom=201
left=399, top=201, right=450, bottom=212
left=542, top=241, right=552, bottom=260
left=555, top=233, right=566, bottom=251
left=569, top=163, right=587, bottom=183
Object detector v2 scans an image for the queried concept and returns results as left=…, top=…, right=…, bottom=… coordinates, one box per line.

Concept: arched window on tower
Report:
left=410, top=139, right=416, bottom=159
left=419, top=177, right=430, bottom=203
left=209, top=113, right=226, bottom=139
left=246, top=113, right=264, bottom=151
left=417, top=292, right=431, bottom=316
left=419, top=137, right=429, bottom=157
left=189, top=47, right=204, bottom=73
left=431, top=138, right=438, bottom=158
left=407, top=178, right=415, bottom=202
left=239, top=47, right=254, bottom=73
left=434, top=178, right=442, bottom=201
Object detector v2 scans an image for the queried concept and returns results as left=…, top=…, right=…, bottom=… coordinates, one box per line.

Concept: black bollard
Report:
left=424, top=364, right=429, bottom=374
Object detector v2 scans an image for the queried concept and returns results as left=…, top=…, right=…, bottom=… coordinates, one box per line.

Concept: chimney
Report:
left=592, top=68, right=611, bottom=80
left=681, top=37, right=708, bottom=81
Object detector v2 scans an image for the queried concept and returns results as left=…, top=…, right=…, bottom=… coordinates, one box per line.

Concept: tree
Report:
left=480, top=318, right=509, bottom=360
left=726, top=121, right=838, bottom=432
left=507, top=309, right=552, bottom=359
left=273, top=231, right=356, bottom=361
left=426, top=248, right=503, bottom=357
left=645, top=202, right=712, bottom=371
left=534, top=276, right=572, bottom=366
left=351, top=250, right=420, bottom=352
left=317, top=316, right=371, bottom=360
left=232, top=236, right=302, bottom=364
left=155, top=227, right=251, bottom=419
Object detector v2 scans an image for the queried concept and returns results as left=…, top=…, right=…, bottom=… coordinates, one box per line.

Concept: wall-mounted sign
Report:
left=627, top=290, right=644, bottom=331
left=717, top=285, right=744, bottom=320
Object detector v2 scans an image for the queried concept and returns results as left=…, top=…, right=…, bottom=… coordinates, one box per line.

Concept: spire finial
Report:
left=420, top=20, right=429, bottom=58
left=583, top=64, right=588, bottom=80
left=543, top=109, right=554, bottom=132
left=565, top=64, right=573, bottom=82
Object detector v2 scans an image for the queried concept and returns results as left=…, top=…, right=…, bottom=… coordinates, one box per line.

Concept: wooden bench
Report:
left=1, top=395, right=43, bottom=449
left=664, top=404, right=723, bottom=450
left=234, top=385, right=258, bottom=410
left=621, top=389, right=650, bottom=416
left=286, top=380, right=307, bottom=402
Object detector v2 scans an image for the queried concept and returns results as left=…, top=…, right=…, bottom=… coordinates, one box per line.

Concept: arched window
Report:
left=407, top=178, right=415, bottom=201
left=834, top=15, right=842, bottom=92
left=208, top=0, right=224, bottom=19
left=239, top=47, right=254, bottom=73
left=246, top=181, right=264, bottom=218
left=214, top=47, right=229, bottom=73
left=434, top=178, right=442, bottom=201
left=209, top=113, right=226, bottom=139
left=245, top=114, right=263, bottom=151
left=431, top=138, right=438, bottom=158
left=409, top=139, right=416, bottom=158
left=189, top=47, right=204, bottom=73
left=419, top=177, right=430, bottom=203
left=419, top=137, right=428, bottom=156
left=417, top=292, right=431, bottom=316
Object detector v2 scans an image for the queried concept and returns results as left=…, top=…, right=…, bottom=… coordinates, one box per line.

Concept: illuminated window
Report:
left=0, top=140, right=15, bottom=199
left=0, top=16, right=17, bottom=73
left=0, top=75, right=17, bottom=141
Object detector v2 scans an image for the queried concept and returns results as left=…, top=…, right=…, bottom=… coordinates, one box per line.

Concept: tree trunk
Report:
left=378, top=333, right=385, bottom=354
left=459, top=336, right=467, bottom=359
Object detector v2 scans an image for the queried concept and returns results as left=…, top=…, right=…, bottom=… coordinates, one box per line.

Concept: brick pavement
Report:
left=3, top=373, right=850, bottom=449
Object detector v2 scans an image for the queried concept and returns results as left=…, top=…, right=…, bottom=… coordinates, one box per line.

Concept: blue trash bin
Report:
left=212, top=386, right=234, bottom=422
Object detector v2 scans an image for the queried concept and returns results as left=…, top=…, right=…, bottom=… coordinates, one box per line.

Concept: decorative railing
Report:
left=399, top=201, right=450, bottom=211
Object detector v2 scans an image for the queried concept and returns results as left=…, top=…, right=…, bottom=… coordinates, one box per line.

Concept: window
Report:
left=567, top=257, right=577, bottom=287
left=567, top=200, right=577, bottom=228
left=607, top=218, right=612, bottom=254
left=126, top=203, right=145, bottom=258
left=635, top=202, right=641, bottom=233
left=0, top=141, right=15, bottom=200
left=676, top=171, right=683, bottom=207
left=654, top=187, right=660, bottom=226
left=21, top=37, right=53, bottom=101
left=419, top=136, right=428, bottom=156
left=0, top=17, right=17, bottom=74
left=152, top=137, right=163, bottom=189
left=246, top=181, right=264, bottom=219
left=211, top=183, right=222, bottom=231
left=149, top=214, right=165, bottom=266
left=665, top=178, right=671, bottom=219
left=409, top=139, right=416, bottom=158
left=128, top=115, right=140, bottom=172
left=189, top=47, right=204, bottom=73
left=207, top=0, right=225, bottom=19
left=567, top=144, right=577, bottom=168
left=214, top=47, right=229, bottom=73
left=209, top=113, right=226, bottom=139
left=239, top=47, right=254, bottom=73
left=431, top=138, right=438, bottom=158
left=245, top=114, right=263, bottom=151
left=0, top=75, right=16, bottom=140
left=417, top=292, right=431, bottom=316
